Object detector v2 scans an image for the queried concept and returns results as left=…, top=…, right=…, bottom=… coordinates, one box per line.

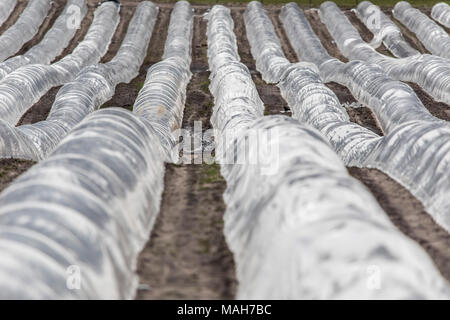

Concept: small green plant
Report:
left=199, top=163, right=223, bottom=184
left=200, top=79, right=210, bottom=93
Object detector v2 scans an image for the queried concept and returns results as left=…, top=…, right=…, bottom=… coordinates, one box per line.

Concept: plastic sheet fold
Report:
left=0, top=0, right=16, bottom=27
left=393, top=1, right=450, bottom=59
left=280, top=2, right=450, bottom=232
left=0, top=1, right=120, bottom=126
left=0, top=0, right=52, bottom=62
left=0, top=1, right=159, bottom=160
left=354, top=1, right=419, bottom=58
left=133, top=0, right=194, bottom=160
left=431, top=2, right=450, bottom=28
left=0, top=0, right=88, bottom=80
left=207, top=3, right=450, bottom=299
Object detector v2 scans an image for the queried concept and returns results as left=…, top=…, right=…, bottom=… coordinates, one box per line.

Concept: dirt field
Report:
left=0, top=0, right=448, bottom=299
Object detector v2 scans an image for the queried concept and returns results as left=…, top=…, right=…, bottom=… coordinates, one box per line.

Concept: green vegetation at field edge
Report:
left=157, top=0, right=443, bottom=8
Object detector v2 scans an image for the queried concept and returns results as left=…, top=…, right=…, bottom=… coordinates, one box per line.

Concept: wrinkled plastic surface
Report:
left=0, top=1, right=119, bottom=126
left=280, top=2, right=450, bottom=232
left=0, top=1, right=197, bottom=299
left=432, top=2, right=450, bottom=28
left=223, top=116, right=450, bottom=299
left=393, top=1, right=450, bottom=59
left=0, top=0, right=88, bottom=80
left=0, top=1, right=158, bottom=160
left=0, top=0, right=52, bottom=62
left=355, top=1, right=419, bottom=58
left=0, top=0, right=16, bottom=27
left=206, top=5, right=264, bottom=155
left=134, top=1, right=193, bottom=160
left=207, top=3, right=450, bottom=299
left=280, top=3, right=335, bottom=67
left=320, top=1, right=450, bottom=105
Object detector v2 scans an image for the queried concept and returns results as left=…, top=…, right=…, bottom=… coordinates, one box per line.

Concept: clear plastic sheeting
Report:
left=320, top=1, right=450, bottom=105
left=0, top=1, right=196, bottom=298
left=0, top=0, right=89, bottom=80
left=354, top=1, right=419, bottom=58
left=0, top=0, right=16, bottom=27
left=393, top=1, right=450, bottom=59
left=280, top=2, right=450, bottom=232
left=0, top=1, right=159, bottom=160
left=0, top=108, right=165, bottom=299
left=205, top=5, right=264, bottom=154
left=222, top=116, right=450, bottom=299
left=243, top=1, right=290, bottom=83
left=134, top=0, right=193, bottom=160
left=432, top=2, right=450, bottom=28
left=279, top=63, right=381, bottom=164
left=0, top=0, right=52, bottom=62
left=0, top=1, right=120, bottom=126
left=280, top=3, right=337, bottom=68
left=207, top=3, right=450, bottom=299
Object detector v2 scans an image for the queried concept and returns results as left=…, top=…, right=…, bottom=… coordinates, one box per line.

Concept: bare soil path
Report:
left=135, top=8, right=237, bottom=299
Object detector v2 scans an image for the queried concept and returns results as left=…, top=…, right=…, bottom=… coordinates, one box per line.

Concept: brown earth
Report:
left=345, top=10, right=393, bottom=56
left=101, top=3, right=135, bottom=63
left=101, top=5, right=172, bottom=110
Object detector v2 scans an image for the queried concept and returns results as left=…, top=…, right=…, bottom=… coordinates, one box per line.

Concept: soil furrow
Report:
left=15, top=0, right=65, bottom=57
left=135, top=10, right=236, bottom=300
left=304, top=9, right=349, bottom=62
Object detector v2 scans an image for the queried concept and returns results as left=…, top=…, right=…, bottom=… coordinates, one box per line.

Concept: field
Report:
left=0, top=0, right=449, bottom=299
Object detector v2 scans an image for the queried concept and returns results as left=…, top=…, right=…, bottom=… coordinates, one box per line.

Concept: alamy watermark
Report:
left=170, top=121, right=280, bottom=176
left=66, top=4, right=82, bottom=30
